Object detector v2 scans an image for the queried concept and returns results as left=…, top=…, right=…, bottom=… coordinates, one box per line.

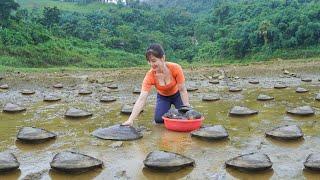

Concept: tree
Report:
left=259, top=20, right=271, bottom=45
left=0, top=0, right=19, bottom=26
left=214, top=4, right=230, bottom=24
left=42, top=7, right=61, bottom=28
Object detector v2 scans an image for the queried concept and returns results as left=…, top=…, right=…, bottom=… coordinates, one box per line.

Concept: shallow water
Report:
left=0, top=71, right=320, bottom=180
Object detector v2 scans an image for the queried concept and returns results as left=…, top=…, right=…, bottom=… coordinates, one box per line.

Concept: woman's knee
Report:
left=154, top=115, right=164, bottom=123
left=154, top=94, right=171, bottom=123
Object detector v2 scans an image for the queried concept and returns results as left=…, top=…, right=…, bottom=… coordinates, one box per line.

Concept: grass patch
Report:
left=1, top=57, right=319, bottom=73
left=16, top=0, right=116, bottom=13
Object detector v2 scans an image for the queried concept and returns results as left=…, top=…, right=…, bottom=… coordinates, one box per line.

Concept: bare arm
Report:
left=122, top=91, right=149, bottom=126
left=177, top=83, right=190, bottom=106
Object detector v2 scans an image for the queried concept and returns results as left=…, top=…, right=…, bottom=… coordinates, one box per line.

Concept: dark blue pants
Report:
left=154, top=91, right=183, bottom=123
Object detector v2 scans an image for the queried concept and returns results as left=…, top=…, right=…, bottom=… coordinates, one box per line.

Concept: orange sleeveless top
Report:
left=141, top=62, right=185, bottom=96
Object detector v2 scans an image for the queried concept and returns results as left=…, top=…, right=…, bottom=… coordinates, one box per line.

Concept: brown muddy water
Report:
left=0, top=61, right=320, bottom=180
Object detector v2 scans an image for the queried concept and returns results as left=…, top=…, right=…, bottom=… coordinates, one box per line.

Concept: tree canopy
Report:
left=0, top=0, right=320, bottom=67
left=0, top=0, right=19, bottom=26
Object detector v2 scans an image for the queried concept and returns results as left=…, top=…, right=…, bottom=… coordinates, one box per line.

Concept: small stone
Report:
left=257, top=94, right=274, bottom=101
left=121, top=105, right=134, bottom=115
left=296, top=87, right=308, bottom=93
left=229, top=106, right=258, bottom=116
left=226, top=153, right=272, bottom=171
left=92, top=125, right=142, bottom=141
left=304, top=153, right=320, bottom=171
left=0, top=84, right=9, bottom=89
left=290, top=73, right=297, bottom=77
left=229, top=87, right=242, bottom=92
left=316, top=93, right=320, bottom=101
left=43, top=94, right=61, bottom=102
left=274, top=83, right=287, bottom=89
left=187, top=87, right=198, bottom=92
left=212, top=74, right=220, bottom=79
left=17, top=127, right=57, bottom=143
left=107, top=84, right=118, bottom=89
left=86, top=76, right=97, bottom=83
left=265, top=125, right=303, bottom=140
left=286, top=106, right=315, bottom=116
left=97, top=78, right=106, bottom=84
left=0, top=152, right=20, bottom=172
left=78, top=89, right=92, bottom=95
left=3, top=103, right=26, bottom=113
left=143, top=150, right=195, bottom=172
left=283, top=70, right=290, bottom=75
left=133, top=87, right=141, bottom=94
left=53, top=83, right=63, bottom=88
left=50, top=151, right=103, bottom=174
left=209, top=80, right=219, bottom=84
left=248, top=79, right=259, bottom=84
left=65, top=108, right=92, bottom=118
left=202, top=94, right=220, bottom=101
left=100, top=96, right=116, bottom=103
left=191, top=125, right=228, bottom=140
left=301, top=78, right=312, bottom=82
left=21, top=89, right=35, bottom=95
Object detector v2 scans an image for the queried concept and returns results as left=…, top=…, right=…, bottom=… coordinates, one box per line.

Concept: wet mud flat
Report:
left=0, top=60, right=320, bottom=179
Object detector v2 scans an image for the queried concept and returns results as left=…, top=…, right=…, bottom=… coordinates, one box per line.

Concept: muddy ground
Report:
left=0, top=59, right=319, bottom=180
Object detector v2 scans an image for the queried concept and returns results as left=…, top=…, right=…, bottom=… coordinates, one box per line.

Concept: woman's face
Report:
left=148, top=54, right=165, bottom=71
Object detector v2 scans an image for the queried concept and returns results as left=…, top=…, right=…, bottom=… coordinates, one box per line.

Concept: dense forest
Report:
left=0, top=0, right=319, bottom=68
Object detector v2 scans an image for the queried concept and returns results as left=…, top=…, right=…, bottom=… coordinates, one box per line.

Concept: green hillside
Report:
left=0, top=0, right=319, bottom=68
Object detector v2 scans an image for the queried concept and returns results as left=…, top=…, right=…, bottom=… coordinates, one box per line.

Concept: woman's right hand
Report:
left=122, top=119, right=133, bottom=126
left=121, top=91, right=149, bottom=127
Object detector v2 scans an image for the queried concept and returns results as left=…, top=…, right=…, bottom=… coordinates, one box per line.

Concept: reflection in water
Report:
left=303, top=168, right=320, bottom=180
left=49, top=168, right=103, bottom=180
left=191, top=136, right=230, bottom=148
left=158, top=130, right=192, bottom=153
left=266, top=137, right=305, bottom=148
left=142, top=166, right=193, bottom=180
left=15, top=139, right=56, bottom=151
left=0, top=169, right=21, bottom=180
left=226, top=168, right=274, bottom=180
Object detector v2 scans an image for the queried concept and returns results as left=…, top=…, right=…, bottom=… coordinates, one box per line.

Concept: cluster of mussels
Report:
left=163, top=106, right=202, bottom=120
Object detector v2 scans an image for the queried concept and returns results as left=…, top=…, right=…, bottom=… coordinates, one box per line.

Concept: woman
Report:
left=122, top=44, right=190, bottom=126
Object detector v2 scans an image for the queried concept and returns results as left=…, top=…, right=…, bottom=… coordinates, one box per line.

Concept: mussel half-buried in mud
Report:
left=17, top=127, right=57, bottom=143
left=50, top=151, right=103, bottom=174
left=143, top=150, right=195, bottom=172
left=92, top=124, right=143, bottom=141
left=265, top=125, right=304, bottom=140
left=191, top=125, right=229, bottom=141
left=0, top=152, right=20, bottom=173
left=226, top=153, right=272, bottom=172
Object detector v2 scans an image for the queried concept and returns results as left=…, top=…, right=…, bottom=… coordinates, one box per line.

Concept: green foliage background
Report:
left=0, top=0, right=320, bottom=68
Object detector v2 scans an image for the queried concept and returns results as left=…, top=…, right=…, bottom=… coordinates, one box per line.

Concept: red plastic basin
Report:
left=162, top=116, right=204, bottom=132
